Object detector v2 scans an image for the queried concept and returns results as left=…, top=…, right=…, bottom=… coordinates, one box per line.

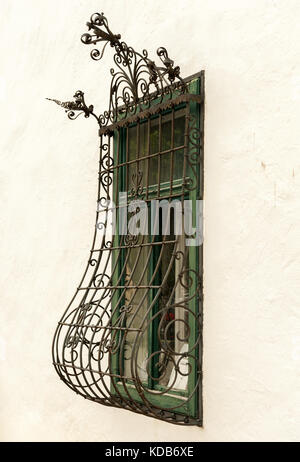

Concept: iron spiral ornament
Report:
left=49, top=11, right=204, bottom=426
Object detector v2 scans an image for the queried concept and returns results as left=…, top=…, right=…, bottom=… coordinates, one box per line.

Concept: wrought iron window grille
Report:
left=50, top=11, right=204, bottom=426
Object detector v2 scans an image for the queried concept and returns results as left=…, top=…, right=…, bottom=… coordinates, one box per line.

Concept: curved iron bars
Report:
left=48, top=12, right=187, bottom=130
left=50, top=12, right=203, bottom=426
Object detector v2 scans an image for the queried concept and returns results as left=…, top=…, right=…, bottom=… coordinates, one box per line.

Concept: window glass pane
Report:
left=160, top=152, right=171, bottom=184
left=148, top=121, right=159, bottom=187
left=128, top=124, right=137, bottom=192
left=173, top=148, right=184, bottom=181
left=123, top=238, right=149, bottom=383
left=139, top=122, right=147, bottom=189
left=128, top=108, right=186, bottom=189
left=154, top=211, right=189, bottom=391
left=174, top=112, right=185, bottom=147
left=173, top=113, right=185, bottom=182
left=128, top=122, right=148, bottom=191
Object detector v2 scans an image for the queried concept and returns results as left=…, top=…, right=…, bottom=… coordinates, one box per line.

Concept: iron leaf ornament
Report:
left=46, top=91, right=97, bottom=120
left=47, top=12, right=187, bottom=128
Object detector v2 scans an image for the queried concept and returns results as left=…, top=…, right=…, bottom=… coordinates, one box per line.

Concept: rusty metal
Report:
left=48, top=12, right=187, bottom=129
left=50, top=11, right=204, bottom=426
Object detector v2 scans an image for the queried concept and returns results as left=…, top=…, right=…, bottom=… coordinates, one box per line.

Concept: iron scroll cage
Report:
left=50, top=12, right=204, bottom=426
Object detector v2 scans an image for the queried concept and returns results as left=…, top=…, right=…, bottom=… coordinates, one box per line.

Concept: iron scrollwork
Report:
left=51, top=11, right=203, bottom=426
left=47, top=91, right=97, bottom=121
left=48, top=12, right=188, bottom=130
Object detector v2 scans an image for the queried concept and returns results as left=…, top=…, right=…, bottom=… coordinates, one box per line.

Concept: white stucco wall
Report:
left=0, top=0, right=299, bottom=442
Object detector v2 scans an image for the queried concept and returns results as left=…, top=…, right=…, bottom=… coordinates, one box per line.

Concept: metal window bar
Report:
left=50, top=12, right=204, bottom=426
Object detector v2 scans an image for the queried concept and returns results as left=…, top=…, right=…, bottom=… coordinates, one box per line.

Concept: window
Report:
left=51, top=11, right=204, bottom=426
left=110, top=79, right=203, bottom=423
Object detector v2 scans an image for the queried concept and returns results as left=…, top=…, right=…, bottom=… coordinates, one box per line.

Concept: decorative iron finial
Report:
left=81, top=12, right=121, bottom=61
left=47, top=12, right=187, bottom=128
left=46, top=91, right=96, bottom=120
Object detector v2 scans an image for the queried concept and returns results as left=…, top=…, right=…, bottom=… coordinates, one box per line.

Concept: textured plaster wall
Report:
left=0, top=0, right=299, bottom=442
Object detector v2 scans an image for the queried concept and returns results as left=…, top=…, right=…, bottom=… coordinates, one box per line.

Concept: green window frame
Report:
left=110, top=75, right=203, bottom=424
